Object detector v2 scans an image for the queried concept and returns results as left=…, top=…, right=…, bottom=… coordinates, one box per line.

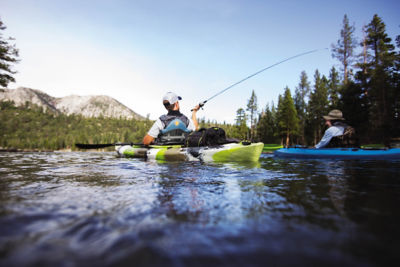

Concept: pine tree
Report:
left=246, top=90, right=258, bottom=141
left=364, top=14, right=396, bottom=143
left=294, top=71, right=310, bottom=144
left=306, top=70, right=329, bottom=145
left=276, top=87, right=299, bottom=147
left=331, top=14, right=357, bottom=84
left=256, top=103, right=278, bottom=143
left=366, top=15, right=396, bottom=68
left=394, top=34, right=400, bottom=137
left=357, top=24, right=371, bottom=77
left=328, top=66, right=341, bottom=108
left=235, top=108, right=248, bottom=139
left=0, top=18, right=19, bottom=87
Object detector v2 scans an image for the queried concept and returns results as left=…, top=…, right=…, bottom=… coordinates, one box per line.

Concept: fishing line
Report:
left=195, top=48, right=328, bottom=109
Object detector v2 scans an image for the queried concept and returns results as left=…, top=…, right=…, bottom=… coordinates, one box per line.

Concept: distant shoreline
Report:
left=0, top=148, right=117, bottom=152
left=0, top=148, right=69, bottom=152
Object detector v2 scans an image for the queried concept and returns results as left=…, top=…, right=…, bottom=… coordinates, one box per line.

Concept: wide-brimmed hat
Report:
left=162, top=92, right=182, bottom=106
left=323, top=109, right=345, bottom=121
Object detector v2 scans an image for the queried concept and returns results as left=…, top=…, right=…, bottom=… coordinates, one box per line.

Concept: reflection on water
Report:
left=0, top=152, right=399, bottom=266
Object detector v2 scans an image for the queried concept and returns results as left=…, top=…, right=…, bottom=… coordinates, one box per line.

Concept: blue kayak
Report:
left=274, top=147, right=400, bottom=159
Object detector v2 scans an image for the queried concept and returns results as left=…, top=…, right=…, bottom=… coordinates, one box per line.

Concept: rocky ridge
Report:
left=0, top=87, right=144, bottom=120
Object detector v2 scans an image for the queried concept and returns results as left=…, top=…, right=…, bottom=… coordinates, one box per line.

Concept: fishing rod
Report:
left=193, top=48, right=327, bottom=110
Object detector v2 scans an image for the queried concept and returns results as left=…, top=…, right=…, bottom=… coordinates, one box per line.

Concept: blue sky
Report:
left=1, top=0, right=399, bottom=123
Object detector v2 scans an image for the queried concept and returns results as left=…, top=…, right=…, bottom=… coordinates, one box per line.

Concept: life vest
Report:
left=325, top=121, right=359, bottom=148
left=155, top=111, right=191, bottom=145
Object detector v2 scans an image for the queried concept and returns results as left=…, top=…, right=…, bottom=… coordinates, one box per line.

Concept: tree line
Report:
left=0, top=101, right=154, bottom=150
left=1, top=14, right=399, bottom=149
left=0, top=100, right=249, bottom=150
left=237, top=14, right=400, bottom=146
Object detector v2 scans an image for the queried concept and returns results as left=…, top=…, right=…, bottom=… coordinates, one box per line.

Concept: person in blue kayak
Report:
left=143, top=92, right=200, bottom=145
left=315, top=109, right=357, bottom=148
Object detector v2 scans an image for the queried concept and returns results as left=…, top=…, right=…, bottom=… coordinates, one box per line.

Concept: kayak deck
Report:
left=116, top=142, right=264, bottom=162
left=274, top=147, right=400, bottom=159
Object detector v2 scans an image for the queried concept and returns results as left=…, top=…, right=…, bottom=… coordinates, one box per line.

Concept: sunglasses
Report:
left=163, top=102, right=173, bottom=109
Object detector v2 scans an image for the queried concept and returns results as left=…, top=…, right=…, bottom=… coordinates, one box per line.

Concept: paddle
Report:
left=75, top=142, right=185, bottom=149
left=75, top=142, right=141, bottom=149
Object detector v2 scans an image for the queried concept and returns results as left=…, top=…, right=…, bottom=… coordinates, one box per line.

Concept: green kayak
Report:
left=116, top=142, right=264, bottom=162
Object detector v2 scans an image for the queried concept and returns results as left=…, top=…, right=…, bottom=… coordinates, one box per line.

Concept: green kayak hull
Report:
left=116, top=142, right=264, bottom=162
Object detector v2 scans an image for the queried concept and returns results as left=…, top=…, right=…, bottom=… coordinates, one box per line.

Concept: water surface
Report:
left=0, top=152, right=399, bottom=266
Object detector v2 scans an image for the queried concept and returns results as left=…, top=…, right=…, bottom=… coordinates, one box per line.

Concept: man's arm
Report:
left=142, top=119, right=162, bottom=145
left=191, top=105, right=200, bottom=130
left=315, top=127, right=342, bottom=148
left=315, top=131, right=333, bottom=149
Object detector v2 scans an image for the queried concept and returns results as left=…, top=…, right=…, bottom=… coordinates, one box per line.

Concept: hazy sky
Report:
left=1, top=0, right=399, bottom=122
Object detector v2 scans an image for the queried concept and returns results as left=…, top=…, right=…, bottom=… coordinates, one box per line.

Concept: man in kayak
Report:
left=143, top=92, right=200, bottom=145
left=315, top=109, right=356, bottom=148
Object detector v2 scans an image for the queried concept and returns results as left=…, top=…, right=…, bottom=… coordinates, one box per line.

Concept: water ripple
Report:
left=0, top=152, right=399, bottom=266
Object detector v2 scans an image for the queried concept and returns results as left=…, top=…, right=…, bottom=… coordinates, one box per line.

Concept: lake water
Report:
left=0, top=152, right=399, bottom=266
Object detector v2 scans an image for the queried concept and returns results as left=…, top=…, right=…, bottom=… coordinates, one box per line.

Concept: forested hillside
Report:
left=0, top=101, right=153, bottom=150
left=0, top=101, right=243, bottom=151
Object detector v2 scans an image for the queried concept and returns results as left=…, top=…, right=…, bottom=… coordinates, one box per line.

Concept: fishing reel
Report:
left=191, top=100, right=207, bottom=112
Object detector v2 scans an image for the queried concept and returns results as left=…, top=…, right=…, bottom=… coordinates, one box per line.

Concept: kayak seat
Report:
left=156, top=119, right=191, bottom=145
left=161, top=119, right=191, bottom=134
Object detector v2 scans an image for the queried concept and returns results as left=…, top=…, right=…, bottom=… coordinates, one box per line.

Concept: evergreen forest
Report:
left=1, top=14, right=399, bottom=150
left=254, top=14, right=400, bottom=147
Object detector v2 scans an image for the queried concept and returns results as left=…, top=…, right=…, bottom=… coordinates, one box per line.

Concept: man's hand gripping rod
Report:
left=191, top=100, right=207, bottom=112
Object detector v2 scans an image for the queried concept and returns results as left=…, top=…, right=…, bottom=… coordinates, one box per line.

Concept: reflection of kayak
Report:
left=274, top=147, right=400, bottom=159
left=116, top=142, right=264, bottom=162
